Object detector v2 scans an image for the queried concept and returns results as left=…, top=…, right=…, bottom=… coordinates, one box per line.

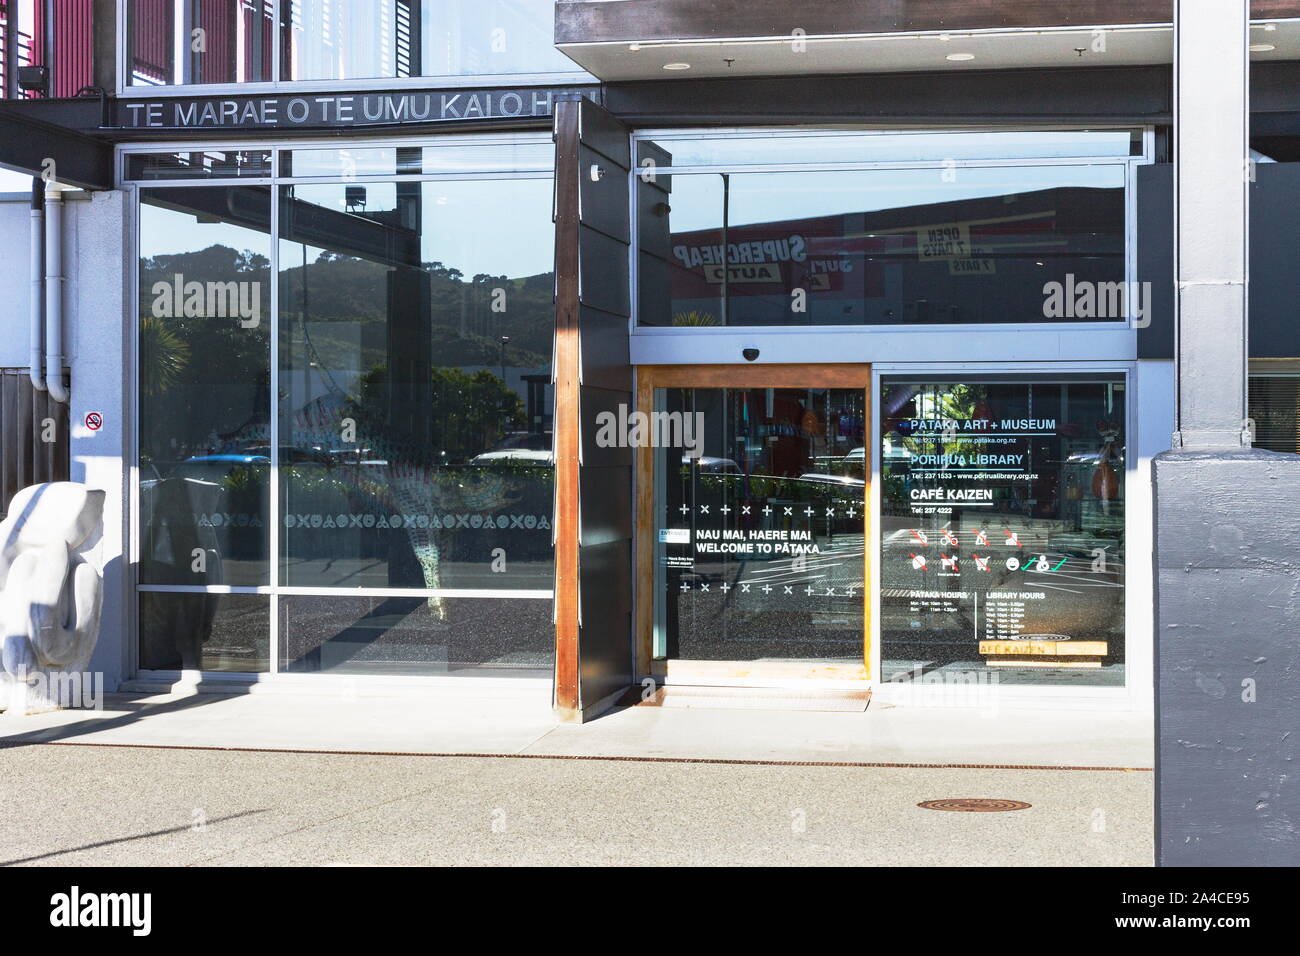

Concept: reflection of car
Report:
left=683, top=455, right=739, bottom=473
left=470, top=449, right=554, bottom=467
left=1065, top=449, right=1126, bottom=467
left=169, top=454, right=271, bottom=482
left=796, top=472, right=866, bottom=488
left=881, top=440, right=911, bottom=462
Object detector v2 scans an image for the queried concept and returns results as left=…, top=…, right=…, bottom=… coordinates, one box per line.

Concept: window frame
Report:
left=629, top=125, right=1154, bottom=338
left=122, top=132, right=559, bottom=683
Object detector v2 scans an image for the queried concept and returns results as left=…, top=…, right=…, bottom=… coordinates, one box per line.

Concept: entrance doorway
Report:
left=635, top=365, right=871, bottom=683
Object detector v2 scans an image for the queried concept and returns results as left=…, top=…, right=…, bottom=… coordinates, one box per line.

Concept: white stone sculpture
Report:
left=0, top=482, right=105, bottom=714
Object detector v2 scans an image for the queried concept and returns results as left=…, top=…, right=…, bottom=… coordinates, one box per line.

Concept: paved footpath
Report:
left=0, top=744, right=1152, bottom=866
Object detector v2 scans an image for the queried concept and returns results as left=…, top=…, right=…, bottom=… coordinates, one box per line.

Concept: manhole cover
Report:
left=917, top=798, right=1031, bottom=812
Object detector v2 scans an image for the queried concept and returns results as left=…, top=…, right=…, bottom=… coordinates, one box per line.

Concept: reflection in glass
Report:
left=1248, top=375, right=1300, bottom=454
left=283, top=0, right=574, bottom=81
left=128, top=0, right=276, bottom=85
left=278, top=176, right=555, bottom=592
left=280, top=594, right=552, bottom=675
left=127, top=151, right=273, bottom=181
left=653, top=387, right=867, bottom=664
left=638, top=163, right=1127, bottom=327
left=139, top=592, right=270, bottom=671
left=879, top=377, right=1126, bottom=686
left=138, top=186, right=272, bottom=586
left=280, top=143, right=555, bottom=178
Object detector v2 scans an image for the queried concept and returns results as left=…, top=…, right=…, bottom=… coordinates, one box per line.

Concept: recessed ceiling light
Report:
left=628, top=43, right=640, bottom=52
left=1263, top=23, right=1278, bottom=31
left=1250, top=43, right=1276, bottom=52
left=946, top=53, right=975, bottom=61
left=662, top=62, right=691, bottom=71
left=938, top=34, right=952, bottom=42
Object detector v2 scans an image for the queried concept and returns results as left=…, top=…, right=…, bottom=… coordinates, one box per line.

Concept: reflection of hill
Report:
left=138, top=244, right=272, bottom=458
left=278, top=252, right=554, bottom=368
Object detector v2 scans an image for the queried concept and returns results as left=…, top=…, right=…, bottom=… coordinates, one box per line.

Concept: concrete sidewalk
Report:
left=0, top=686, right=1154, bottom=768
left=0, top=745, right=1153, bottom=866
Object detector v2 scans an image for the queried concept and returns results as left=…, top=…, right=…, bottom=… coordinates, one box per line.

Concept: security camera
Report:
left=742, top=348, right=760, bottom=362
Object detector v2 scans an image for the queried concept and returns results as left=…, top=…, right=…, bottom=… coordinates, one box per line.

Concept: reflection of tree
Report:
left=139, top=315, right=192, bottom=398
left=883, top=384, right=982, bottom=506
left=351, top=365, right=525, bottom=465
left=278, top=253, right=554, bottom=371
left=138, top=244, right=271, bottom=463
left=895, top=384, right=983, bottom=457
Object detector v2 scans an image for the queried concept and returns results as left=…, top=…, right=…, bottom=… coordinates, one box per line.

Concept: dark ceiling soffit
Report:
left=0, top=108, right=113, bottom=190
left=555, top=0, right=1300, bottom=44
left=602, top=65, right=1175, bottom=124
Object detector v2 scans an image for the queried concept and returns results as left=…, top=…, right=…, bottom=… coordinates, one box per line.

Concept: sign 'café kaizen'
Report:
left=116, top=87, right=600, bottom=130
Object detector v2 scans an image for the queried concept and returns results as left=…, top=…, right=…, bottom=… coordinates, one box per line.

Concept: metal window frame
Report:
left=627, top=125, right=1154, bottom=342
left=115, top=0, right=593, bottom=96
left=123, top=131, right=558, bottom=683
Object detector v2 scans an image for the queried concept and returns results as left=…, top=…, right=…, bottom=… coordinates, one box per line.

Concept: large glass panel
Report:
left=139, top=592, right=270, bottom=671
left=282, top=0, right=575, bottom=81
left=653, top=387, right=867, bottom=665
left=280, top=594, right=552, bottom=675
left=280, top=142, right=554, bottom=178
left=278, top=173, right=555, bottom=590
left=127, top=151, right=273, bottom=181
left=879, top=376, right=1126, bottom=686
left=1248, top=374, right=1300, bottom=453
left=127, top=0, right=276, bottom=86
left=138, top=186, right=272, bottom=587
left=638, top=164, right=1127, bottom=327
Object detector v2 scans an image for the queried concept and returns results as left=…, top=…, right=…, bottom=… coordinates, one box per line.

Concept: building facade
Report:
left=0, top=2, right=1297, bottom=744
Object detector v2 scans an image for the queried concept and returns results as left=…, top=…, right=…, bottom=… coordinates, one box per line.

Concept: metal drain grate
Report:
left=917, top=798, right=1031, bottom=812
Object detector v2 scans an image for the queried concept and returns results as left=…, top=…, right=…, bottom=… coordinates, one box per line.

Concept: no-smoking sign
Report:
left=84, top=412, right=103, bottom=431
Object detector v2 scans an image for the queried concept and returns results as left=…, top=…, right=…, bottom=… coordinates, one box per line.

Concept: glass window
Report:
left=652, top=387, right=867, bottom=665
left=283, top=0, right=575, bottom=82
left=138, top=185, right=272, bottom=587
left=278, top=175, right=555, bottom=590
left=127, top=0, right=577, bottom=86
left=279, top=594, right=552, bottom=675
left=280, top=142, right=555, bottom=178
left=1248, top=374, right=1300, bottom=453
left=127, top=150, right=273, bottom=181
left=879, top=376, right=1126, bottom=687
left=140, top=592, right=270, bottom=671
left=637, top=163, right=1127, bottom=327
left=134, top=138, right=556, bottom=678
left=127, top=0, right=276, bottom=86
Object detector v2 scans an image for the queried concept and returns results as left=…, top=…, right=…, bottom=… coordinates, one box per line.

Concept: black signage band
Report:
left=114, top=86, right=599, bottom=130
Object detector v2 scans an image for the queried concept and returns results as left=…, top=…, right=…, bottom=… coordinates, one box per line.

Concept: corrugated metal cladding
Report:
left=0, top=368, right=69, bottom=517
left=30, top=0, right=94, bottom=96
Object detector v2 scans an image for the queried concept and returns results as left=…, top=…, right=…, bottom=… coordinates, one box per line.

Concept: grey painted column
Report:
left=1156, top=1, right=1300, bottom=866
left=1173, top=0, right=1249, bottom=450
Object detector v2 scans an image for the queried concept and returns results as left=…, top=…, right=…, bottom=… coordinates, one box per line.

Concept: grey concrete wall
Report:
left=0, top=188, right=130, bottom=690
left=69, top=190, right=130, bottom=692
left=1155, top=448, right=1300, bottom=865
left=0, top=194, right=36, bottom=368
